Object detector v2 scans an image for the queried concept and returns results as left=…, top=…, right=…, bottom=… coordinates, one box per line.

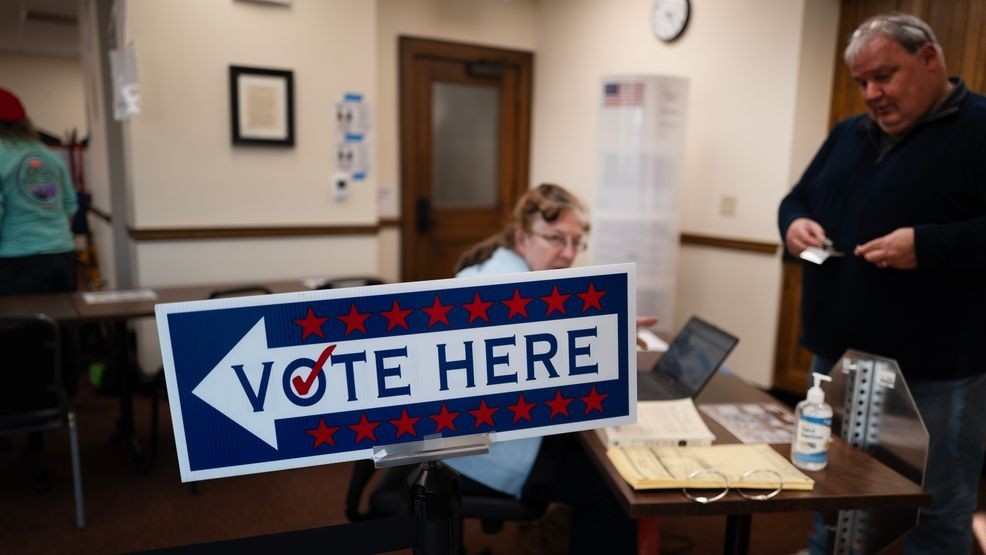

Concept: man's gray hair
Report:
left=844, top=13, right=942, bottom=65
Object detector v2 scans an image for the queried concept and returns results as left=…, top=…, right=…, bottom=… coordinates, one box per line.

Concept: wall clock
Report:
left=651, top=0, right=690, bottom=43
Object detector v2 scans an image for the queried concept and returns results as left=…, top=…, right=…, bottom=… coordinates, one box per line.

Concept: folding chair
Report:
left=0, top=313, right=84, bottom=528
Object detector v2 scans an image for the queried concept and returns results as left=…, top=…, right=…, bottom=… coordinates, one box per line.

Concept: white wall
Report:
left=0, top=52, right=87, bottom=138
left=530, top=0, right=839, bottom=386
left=122, top=0, right=382, bottom=290
left=125, top=0, right=376, bottom=229
left=83, top=0, right=840, bottom=385
left=118, top=0, right=380, bottom=370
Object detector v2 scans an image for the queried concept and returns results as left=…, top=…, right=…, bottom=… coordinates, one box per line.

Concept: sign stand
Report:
left=372, top=433, right=491, bottom=468
left=407, top=460, right=462, bottom=555
left=372, top=434, right=490, bottom=553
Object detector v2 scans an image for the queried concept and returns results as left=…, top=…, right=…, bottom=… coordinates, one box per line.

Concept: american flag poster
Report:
left=603, top=81, right=645, bottom=107
left=156, top=264, right=636, bottom=481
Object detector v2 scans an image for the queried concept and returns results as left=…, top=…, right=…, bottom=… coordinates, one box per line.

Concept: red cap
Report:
left=0, top=88, right=27, bottom=123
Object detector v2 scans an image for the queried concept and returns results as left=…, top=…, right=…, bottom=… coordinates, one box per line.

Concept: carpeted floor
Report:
left=4, top=375, right=972, bottom=554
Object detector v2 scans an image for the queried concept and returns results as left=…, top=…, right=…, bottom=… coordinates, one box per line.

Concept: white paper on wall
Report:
left=593, top=76, right=689, bottom=330
left=334, top=93, right=372, bottom=183
left=109, top=46, right=141, bottom=121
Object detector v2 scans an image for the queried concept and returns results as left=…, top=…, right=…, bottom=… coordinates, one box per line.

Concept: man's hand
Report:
left=785, top=217, right=826, bottom=256
left=854, top=227, right=917, bottom=270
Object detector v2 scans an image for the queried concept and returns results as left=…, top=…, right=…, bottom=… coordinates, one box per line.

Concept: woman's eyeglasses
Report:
left=530, top=232, right=587, bottom=252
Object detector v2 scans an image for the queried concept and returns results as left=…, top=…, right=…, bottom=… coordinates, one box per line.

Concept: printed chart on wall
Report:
left=156, top=264, right=636, bottom=481
left=594, top=76, right=688, bottom=326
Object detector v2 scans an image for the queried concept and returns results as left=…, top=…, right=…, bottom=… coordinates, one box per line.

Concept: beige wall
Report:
left=118, top=0, right=379, bottom=369
left=0, top=52, right=87, bottom=138
left=528, top=0, right=839, bottom=386
left=125, top=0, right=376, bottom=229
left=120, top=0, right=382, bottom=284
left=80, top=0, right=840, bottom=384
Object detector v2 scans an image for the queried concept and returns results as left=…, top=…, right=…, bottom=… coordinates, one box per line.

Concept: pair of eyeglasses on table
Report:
left=681, top=468, right=785, bottom=503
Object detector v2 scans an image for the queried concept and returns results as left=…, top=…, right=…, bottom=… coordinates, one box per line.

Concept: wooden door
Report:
left=399, top=37, right=533, bottom=282
left=773, top=0, right=986, bottom=394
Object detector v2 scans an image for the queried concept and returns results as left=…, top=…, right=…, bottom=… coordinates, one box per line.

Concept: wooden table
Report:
left=1, top=280, right=313, bottom=472
left=579, top=371, right=930, bottom=554
left=0, top=292, right=80, bottom=321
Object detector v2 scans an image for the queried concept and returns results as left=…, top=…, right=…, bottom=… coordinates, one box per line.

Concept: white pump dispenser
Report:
left=791, top=372, right=833, bottom=470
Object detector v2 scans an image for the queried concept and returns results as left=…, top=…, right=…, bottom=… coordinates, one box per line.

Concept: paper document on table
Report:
left=699, top=403, right=796, bottom=444
left=607, top=443, right=814, bottom=490
left=596, top=398, right=714, bottom=447
left=81, top=289, right=158, bottom=304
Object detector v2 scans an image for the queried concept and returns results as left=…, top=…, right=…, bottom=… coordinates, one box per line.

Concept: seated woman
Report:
left=447, top=183, right=636, bottom=555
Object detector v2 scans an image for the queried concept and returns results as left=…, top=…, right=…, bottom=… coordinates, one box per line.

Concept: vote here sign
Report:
left=156, top=264, right=636, bottom=481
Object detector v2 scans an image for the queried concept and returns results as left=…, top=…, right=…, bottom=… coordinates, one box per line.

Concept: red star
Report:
left=507, top=394, right=536, bottom=423
left=348, top=413, right=380, bottom=443
left=294, top=307, right=328, bottom=340
left=430, top=403, right=460, bottom=433
left=545, top=390, right=574, bottom=419
left=468, top=399, right=498, bottom=429
left=541, top=285, right=570, bottom=315
left=380, top=299, right=413, bottom=331
left=422, top=295, right=453, bottom=327
left=576, top=282, right=606, bottom=312
left=389, top=408, right=421, bottom=439
left=338, top=303, right=370, bottom=335
left=462, top=292, right=493, bottom=323
left=580, top=386, right=608, bottom=415
left=305, top=418, right=339, bottom=448
left=502, top=288, right=532, bottom=319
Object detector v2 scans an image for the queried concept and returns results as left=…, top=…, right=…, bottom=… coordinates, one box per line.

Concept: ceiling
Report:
left=0, top=0, right=81, bottom=58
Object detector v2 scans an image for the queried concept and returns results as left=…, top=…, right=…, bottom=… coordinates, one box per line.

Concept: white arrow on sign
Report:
left=192, top=318, right=351, bottom=449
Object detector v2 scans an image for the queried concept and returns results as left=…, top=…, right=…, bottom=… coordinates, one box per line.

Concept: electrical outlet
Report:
left=333, top=172, right=349, bottom=201
left=720, top=195, right=736, bottom=217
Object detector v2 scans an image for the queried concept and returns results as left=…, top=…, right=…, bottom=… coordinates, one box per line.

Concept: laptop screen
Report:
left=657, top=317, right=739, bottom=395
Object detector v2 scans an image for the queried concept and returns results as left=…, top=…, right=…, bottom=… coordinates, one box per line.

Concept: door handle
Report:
left=416, top=197, right=432, bottom=232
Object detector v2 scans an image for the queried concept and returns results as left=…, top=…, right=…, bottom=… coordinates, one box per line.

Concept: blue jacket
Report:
left=778, top=81, right=986, bottom=380
left=445, top=247, right=539, bottom=498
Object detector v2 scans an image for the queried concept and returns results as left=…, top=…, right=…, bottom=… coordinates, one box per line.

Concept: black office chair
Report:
left=316, top=276, right=385, bottom=290
left=345, top=460, right=545, bottom=537
left=0, top=314, right=85, bottom=528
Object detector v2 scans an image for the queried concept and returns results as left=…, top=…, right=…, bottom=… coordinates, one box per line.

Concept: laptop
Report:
left=636, top=316, right=739, bottom=401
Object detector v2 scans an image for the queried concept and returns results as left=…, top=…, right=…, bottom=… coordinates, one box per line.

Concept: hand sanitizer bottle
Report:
left=791, top=372, right=833, bottom=471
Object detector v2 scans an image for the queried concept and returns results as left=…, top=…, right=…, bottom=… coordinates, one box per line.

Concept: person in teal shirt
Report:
left=0, top=87, right=78, bottom=294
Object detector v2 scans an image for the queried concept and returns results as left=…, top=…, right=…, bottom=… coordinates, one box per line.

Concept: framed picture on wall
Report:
left=229, top=65, right=295, bottom=146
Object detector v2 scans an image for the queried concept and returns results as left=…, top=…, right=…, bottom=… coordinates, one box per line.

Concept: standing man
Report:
left=778, top=13, right=986, bottom=554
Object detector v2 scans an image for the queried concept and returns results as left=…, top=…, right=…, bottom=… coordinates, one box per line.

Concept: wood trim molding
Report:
left=129, top=224, right=381, bottom=241
left=121, top=219, right=778, bottom=256
left=679, top=232, right=779, bottom=255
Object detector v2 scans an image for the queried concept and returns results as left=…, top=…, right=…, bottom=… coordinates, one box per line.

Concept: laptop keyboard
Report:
left=637, top=374, right=681, bottom=400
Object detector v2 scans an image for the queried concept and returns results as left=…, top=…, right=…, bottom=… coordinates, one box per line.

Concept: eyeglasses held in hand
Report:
left=529, top=232, right=588, bottom=252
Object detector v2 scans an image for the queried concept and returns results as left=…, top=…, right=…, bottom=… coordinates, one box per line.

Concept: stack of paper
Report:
left=607, top=443, right=814, bottom=490
left=596, top=398, right=715, bottom=448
